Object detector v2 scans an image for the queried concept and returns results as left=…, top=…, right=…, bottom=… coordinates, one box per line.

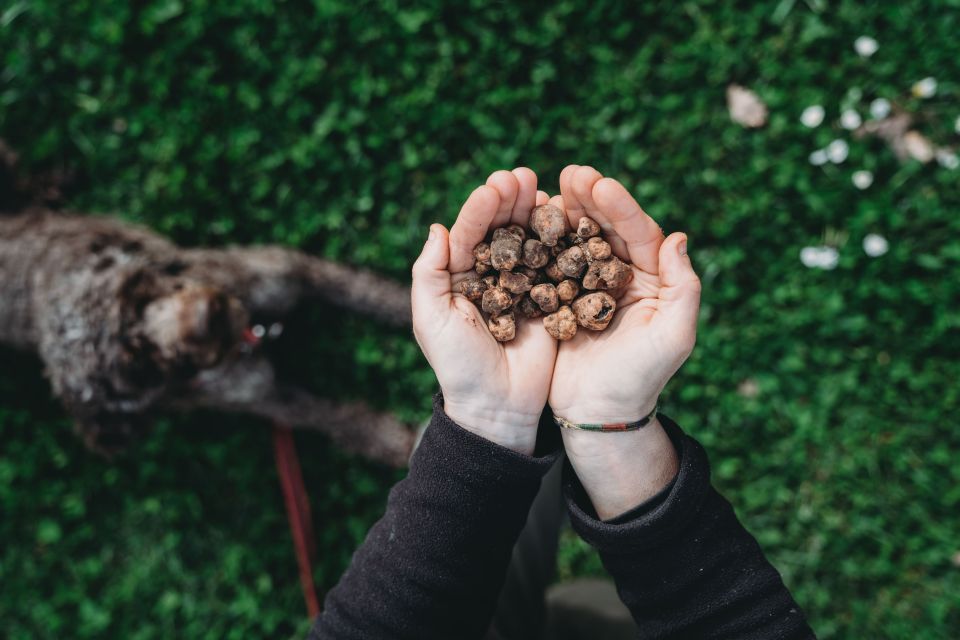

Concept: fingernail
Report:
left=678, top=240, right=687, bottom=257
left=426, top=226, right=437, bottom=243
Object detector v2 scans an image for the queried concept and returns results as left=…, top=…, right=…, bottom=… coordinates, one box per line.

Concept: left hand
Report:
left=547, top=165, right=702, bottom=518
left=548, top=165, right=701, bottom=424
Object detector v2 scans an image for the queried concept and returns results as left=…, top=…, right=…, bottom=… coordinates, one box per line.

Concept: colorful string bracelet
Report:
left=552, top=403, right=658, bottom=432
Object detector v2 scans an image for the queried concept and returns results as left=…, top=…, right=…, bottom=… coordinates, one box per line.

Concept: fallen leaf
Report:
left=726, top=84, right=768, bottom=128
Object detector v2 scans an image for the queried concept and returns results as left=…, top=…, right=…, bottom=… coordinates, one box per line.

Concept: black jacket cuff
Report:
left=413, top=393, right=561, bottom=489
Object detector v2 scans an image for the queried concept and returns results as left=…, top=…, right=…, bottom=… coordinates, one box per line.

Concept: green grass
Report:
left=2, top=1, right=959, bottom=637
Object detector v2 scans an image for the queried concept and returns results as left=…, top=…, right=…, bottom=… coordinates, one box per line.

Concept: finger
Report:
left=411, top=224, right=453, bottom=330
left=548, top=194, right=565, bottom=210
left=570, top=165, right=607, bottom=223
left=558, top=164, right=584, bottom=230
left=448, top=185, right=501, bottom=272
left=510, top=167, right=538, bottom=227
left=486, top=170, right=520, bottom=229
left=592, top=177, right=664, bottom=273
left=551, top=164, right=585, bottom=228
left=536, top=190, right=549, bottom=206
left=567, top=166, right=632, bottom=261
left=652, top=232, right=701, bottom=356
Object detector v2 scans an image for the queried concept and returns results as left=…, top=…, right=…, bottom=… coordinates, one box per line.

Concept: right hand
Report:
left=411, top=168, right=556, bottom=455
left=548, top=165, right=701, bottom=425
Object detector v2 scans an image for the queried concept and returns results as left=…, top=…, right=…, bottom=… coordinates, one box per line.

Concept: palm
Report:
left=551, top=268, right=674, bottom=419
left=545, top=166, right=700, bottom=423
left=439, top=288, right=556, bottom=415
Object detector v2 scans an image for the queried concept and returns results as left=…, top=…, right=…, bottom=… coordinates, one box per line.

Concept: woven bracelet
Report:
left=552, top=403, right=659, bottom=432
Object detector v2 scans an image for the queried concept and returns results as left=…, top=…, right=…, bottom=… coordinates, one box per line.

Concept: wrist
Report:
left=561, top=417, right=678, bottom=520
left=551, top=396, right=659, bottom=426
left=443, top=399, right=541, bottom=455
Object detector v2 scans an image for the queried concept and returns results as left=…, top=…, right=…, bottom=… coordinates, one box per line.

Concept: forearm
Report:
left=309, top=396, right=558, bottom=640
left=565, top=417, right=815, bottom=639
left=561, top=416, right=678, bottom=520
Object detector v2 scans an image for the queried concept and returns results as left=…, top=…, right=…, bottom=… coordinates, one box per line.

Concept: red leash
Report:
left=272, top=423, right=321, bottom=619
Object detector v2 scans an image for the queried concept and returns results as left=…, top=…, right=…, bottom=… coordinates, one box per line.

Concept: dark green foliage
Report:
left=2, top=1, right=959, bottom=638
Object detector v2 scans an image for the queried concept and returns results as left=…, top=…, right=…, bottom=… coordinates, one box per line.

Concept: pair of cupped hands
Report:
left=412, top=165, right=702, bottom=516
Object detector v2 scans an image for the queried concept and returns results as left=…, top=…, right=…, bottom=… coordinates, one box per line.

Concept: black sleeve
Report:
left=308, top=396, right=559, bottom=640
left=564, top=416, right=816, bottom=639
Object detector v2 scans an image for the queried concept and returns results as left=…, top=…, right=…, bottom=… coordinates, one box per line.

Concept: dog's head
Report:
left=117, top=265, right=249, bottom=382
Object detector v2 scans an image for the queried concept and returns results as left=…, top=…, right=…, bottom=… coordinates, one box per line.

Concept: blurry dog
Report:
left=0, top=141, right=414, bottom=466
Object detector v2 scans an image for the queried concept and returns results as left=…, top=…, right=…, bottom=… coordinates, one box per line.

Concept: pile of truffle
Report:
left=457, top=204, right=632, bottom=342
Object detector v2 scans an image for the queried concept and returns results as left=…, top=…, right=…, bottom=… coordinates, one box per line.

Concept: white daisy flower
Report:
left=852, top=170, right=873, bottom=189
left=854, top=36, right=879, bottom=57
left=912, top=77, right=937, bottom=99
left=801, top=105, right=825, bottom=128
left=936, top=149, right=959, bottom=170
left=800, top=246, right=840, bottom=270
left=870, top=98, right=891, bottom=120
left=826, top=139, right=850, bottom=164
left=809, top=149, right=829, bottom=166
left=737, top=379, right=760, bottom=399
left=840, top=109, right=862, bottom=130
left=862, top=234, right=889, bottom=257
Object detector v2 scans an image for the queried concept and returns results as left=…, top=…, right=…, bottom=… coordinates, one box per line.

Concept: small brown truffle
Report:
left=473, top=242, right=492, bottom=266
left=530, top=204, right=567, bottom=246
left=491, top=227, right=522, bottom=271
left=516, top=294, right=543, bottom=319
left=481, top=274, right=498, bottom=289
left=522, top=239, right=550, bottom=269
left=543, top=305, right=577, bottom=341
left=572, top=292, right=617, bottom=330
left=488, top=312, right=516, bottom=342
left=530, top=283, right=559, bottom=313
left=577, top=216, right=601, bottom=239
left=499, top=270, right=534, bottom=294
left=458, top=278, right=487, bottom=301
left=557, top=279, right=579, bottom=304
left=472, top=242, right=492, bottom=275
left=544, top=261, right=565, bottom=282
left=505, top=224, right=526, bottom=242
left=584, top=237, right=612, bottom=261
left=557, top=246, right=588, bottom=278
left=582, top=256, right=633, bottom=290
left=481, top=286, right=513, bottom=316
left=520, top=266, right=539, bottom=281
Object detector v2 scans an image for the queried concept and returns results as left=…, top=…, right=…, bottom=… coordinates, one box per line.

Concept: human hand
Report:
left=411, top=169, right=557, bottom=455
left=548, top=165, right=702, bottom=518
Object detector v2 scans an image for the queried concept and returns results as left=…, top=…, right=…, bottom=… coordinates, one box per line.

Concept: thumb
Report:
left=411, top=223, right=452, bottom=328
left=653, top=232, right=701, bottom=353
